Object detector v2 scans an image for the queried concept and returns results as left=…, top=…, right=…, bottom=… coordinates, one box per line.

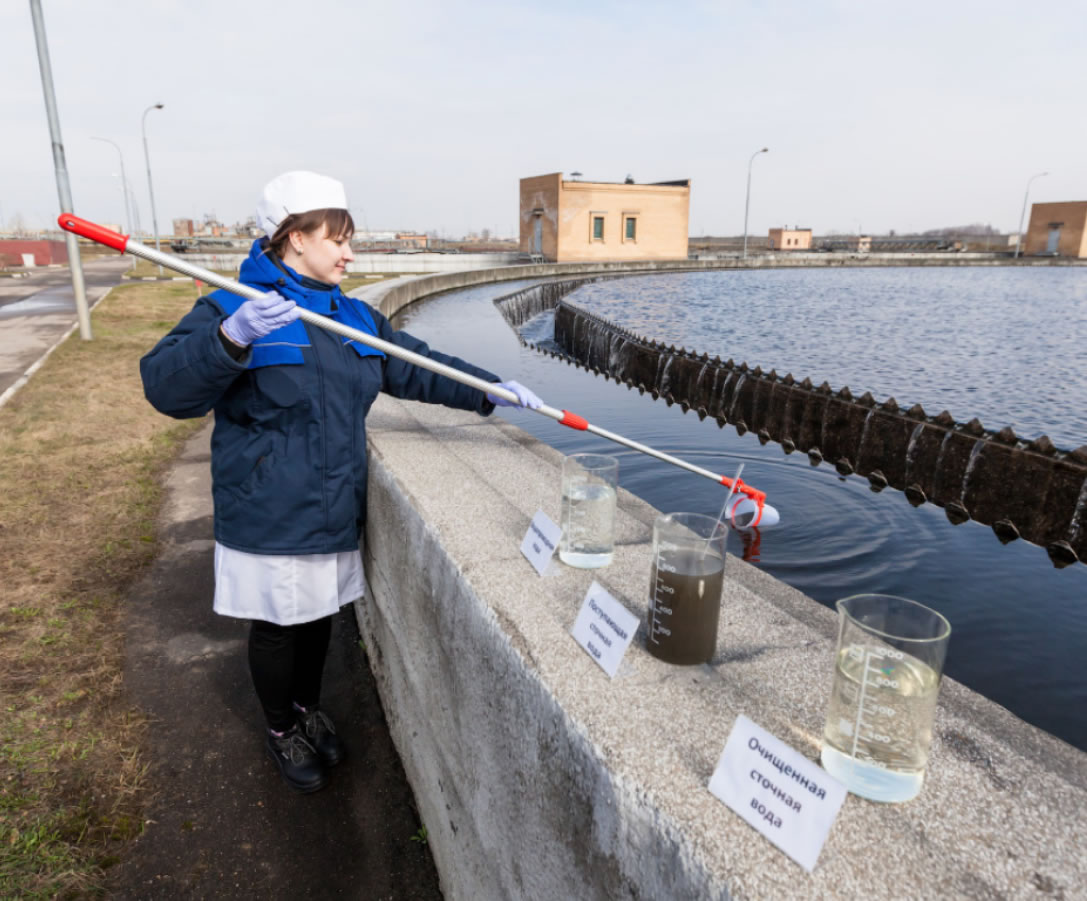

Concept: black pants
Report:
left=248, top=616, right=333, bottom=733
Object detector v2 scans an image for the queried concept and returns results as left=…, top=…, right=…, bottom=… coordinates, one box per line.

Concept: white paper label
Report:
left=521, top=510, right=562, bottom=576
left=570, top=581, right=639, bottom=678
left=708, top=714, right=846, bottom=873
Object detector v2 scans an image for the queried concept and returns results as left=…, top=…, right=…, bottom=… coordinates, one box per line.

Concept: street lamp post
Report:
left=91, top=136, right=131, bottom=235
left=1014, top=171, right=1048, bottom=259
left=141, top=103, right=164, bottom=273
left=128, top=184, right=142, bottom=235
left=29, top=0, right=92, bottom=339
left=743, top=147, right=769, bottom=260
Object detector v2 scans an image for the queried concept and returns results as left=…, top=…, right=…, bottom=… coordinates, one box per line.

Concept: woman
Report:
left=140, top=171, right=541, bottom=792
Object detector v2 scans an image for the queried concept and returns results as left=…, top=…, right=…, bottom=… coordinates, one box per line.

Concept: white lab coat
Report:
left=213, top=542, right=365, bottom=625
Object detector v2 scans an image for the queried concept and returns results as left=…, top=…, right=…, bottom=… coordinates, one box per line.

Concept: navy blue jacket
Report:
left=140, top=240, right=498, bottom=554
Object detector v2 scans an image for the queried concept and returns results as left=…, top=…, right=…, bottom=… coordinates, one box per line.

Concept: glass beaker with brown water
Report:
left=646, top=513, right=728, bottom=665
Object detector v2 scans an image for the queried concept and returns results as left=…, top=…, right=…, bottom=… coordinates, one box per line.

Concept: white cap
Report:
left=256, top=171, right=348, bottom=238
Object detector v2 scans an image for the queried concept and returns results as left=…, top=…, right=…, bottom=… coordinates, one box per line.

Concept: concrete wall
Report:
left=346, top=252, right=526, bottom=274
left=180, top=248, right=1086, bottom=281
left=175, top=251, right=526, bottom=274
left=1025, top=201, right=1087, bottom=257
left=356, top=396, right=1087, bottom=900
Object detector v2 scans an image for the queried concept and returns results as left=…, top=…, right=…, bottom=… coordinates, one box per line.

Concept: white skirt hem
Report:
left=213, top=542, right=366, bottom=627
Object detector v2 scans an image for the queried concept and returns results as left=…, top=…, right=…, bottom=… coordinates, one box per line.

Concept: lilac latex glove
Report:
left=221, top=291, right=299, bottom=347
left=486, top=380, right=544, bottom=409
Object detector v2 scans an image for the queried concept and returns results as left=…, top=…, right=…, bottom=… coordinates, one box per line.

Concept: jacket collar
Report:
left=239, top=238, right=343, bottom=315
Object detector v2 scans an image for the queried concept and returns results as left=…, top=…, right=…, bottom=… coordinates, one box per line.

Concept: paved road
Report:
left=0, top=257, right=131, bottom=398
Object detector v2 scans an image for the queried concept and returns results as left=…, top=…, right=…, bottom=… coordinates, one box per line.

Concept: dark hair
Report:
left=269, top=208, right=355, bottom=258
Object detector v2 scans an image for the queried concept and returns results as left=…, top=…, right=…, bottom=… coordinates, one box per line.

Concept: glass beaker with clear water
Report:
left=646, top=513, right=728, bottom=665
left=821, top=594, right=951, bottom=803
left=559, top=453, right=619, bottom=568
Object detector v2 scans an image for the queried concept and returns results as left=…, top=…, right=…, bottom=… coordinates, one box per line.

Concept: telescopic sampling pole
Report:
left=57, top=214, right=773, bottom=523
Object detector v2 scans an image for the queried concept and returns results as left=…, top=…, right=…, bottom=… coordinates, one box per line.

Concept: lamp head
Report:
left=154, top=103, right=164, bottom=109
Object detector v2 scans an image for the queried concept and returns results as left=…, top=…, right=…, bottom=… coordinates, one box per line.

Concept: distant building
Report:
left=236, top=217, right=262, bottom=238
left=173, top=218, right=195, bottom=237
left=768, top=227, right=812, bottom=250
left=0, top=239, right=68, bottom=266
left=352, top=230, right=428, bottom=251
left=520, top=173, right=690, bottom=262
left=1024, top=201, right=1087, bottom=257
left=819, top=235, right=872, bottom=253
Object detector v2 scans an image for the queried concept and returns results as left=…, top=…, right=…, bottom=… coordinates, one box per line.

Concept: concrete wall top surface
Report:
left=177, top=251, right=527, bottom=274
left=361, top=394, right=1087, bottom=898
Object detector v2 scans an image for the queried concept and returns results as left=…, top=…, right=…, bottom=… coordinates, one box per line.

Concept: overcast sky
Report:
left=4, top=0, right=1083, bottom=238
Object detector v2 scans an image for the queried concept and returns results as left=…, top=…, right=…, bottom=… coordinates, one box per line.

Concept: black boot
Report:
left=266, top=723, right=327, bottom=793
left=296, top=706, right=345, bottom=767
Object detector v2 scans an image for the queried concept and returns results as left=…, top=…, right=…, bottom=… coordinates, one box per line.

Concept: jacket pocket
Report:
left=221, top=448, right=278, bottom=506
left=253, top=366, right=308, bottom=409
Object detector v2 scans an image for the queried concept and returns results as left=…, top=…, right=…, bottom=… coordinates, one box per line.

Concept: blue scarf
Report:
left=212, top=239, right=386, bottom=369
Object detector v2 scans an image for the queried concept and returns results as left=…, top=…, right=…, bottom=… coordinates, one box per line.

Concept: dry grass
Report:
left=0, top=281, right=206, bottom=898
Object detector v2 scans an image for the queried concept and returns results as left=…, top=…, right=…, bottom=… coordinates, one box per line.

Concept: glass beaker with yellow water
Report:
left=821, top=594, right=951, bottom=803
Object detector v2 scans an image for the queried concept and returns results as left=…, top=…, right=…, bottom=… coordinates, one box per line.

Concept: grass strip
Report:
left=0, top=281, right=206, bottom=898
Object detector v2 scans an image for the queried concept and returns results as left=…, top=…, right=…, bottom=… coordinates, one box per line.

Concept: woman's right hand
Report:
left=221, top=292, right=299, bottom=347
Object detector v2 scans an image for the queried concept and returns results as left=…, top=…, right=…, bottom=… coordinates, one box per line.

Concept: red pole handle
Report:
left=559, top=410, right=589, bottom=430
left=57, top=213, right=129, bottom=253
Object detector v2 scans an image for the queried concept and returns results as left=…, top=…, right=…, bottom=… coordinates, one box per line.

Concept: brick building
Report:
left=768, top=227, right=812, bottom=250
left=520, top=173, right=689, bottom=262
left=1024, top=201, right=1087, bottom=257
left=0, top=239, right=68, bottom=267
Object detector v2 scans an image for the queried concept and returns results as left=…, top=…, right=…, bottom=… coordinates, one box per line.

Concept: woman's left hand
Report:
left=486, top=380, right=544, bottom=409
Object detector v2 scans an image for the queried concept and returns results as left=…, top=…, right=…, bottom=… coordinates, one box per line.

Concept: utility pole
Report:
left=743, top=147, right=769, bottom=260
left=142, top=103, right=165, bottom=274
left=91, top=136, right=132, bottom=235
left=1014, top=171, right=1048, bottom=259
left=29, top=0, right=92, bottom=339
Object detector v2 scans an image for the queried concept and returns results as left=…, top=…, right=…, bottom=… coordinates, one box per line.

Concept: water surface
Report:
left=569, top=267, right=1087, bottom=448
left=393, top=269, right=1087, bottom=751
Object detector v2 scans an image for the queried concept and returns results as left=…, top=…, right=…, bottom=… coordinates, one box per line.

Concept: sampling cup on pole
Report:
left=57, top=213, right=777, bottom=522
